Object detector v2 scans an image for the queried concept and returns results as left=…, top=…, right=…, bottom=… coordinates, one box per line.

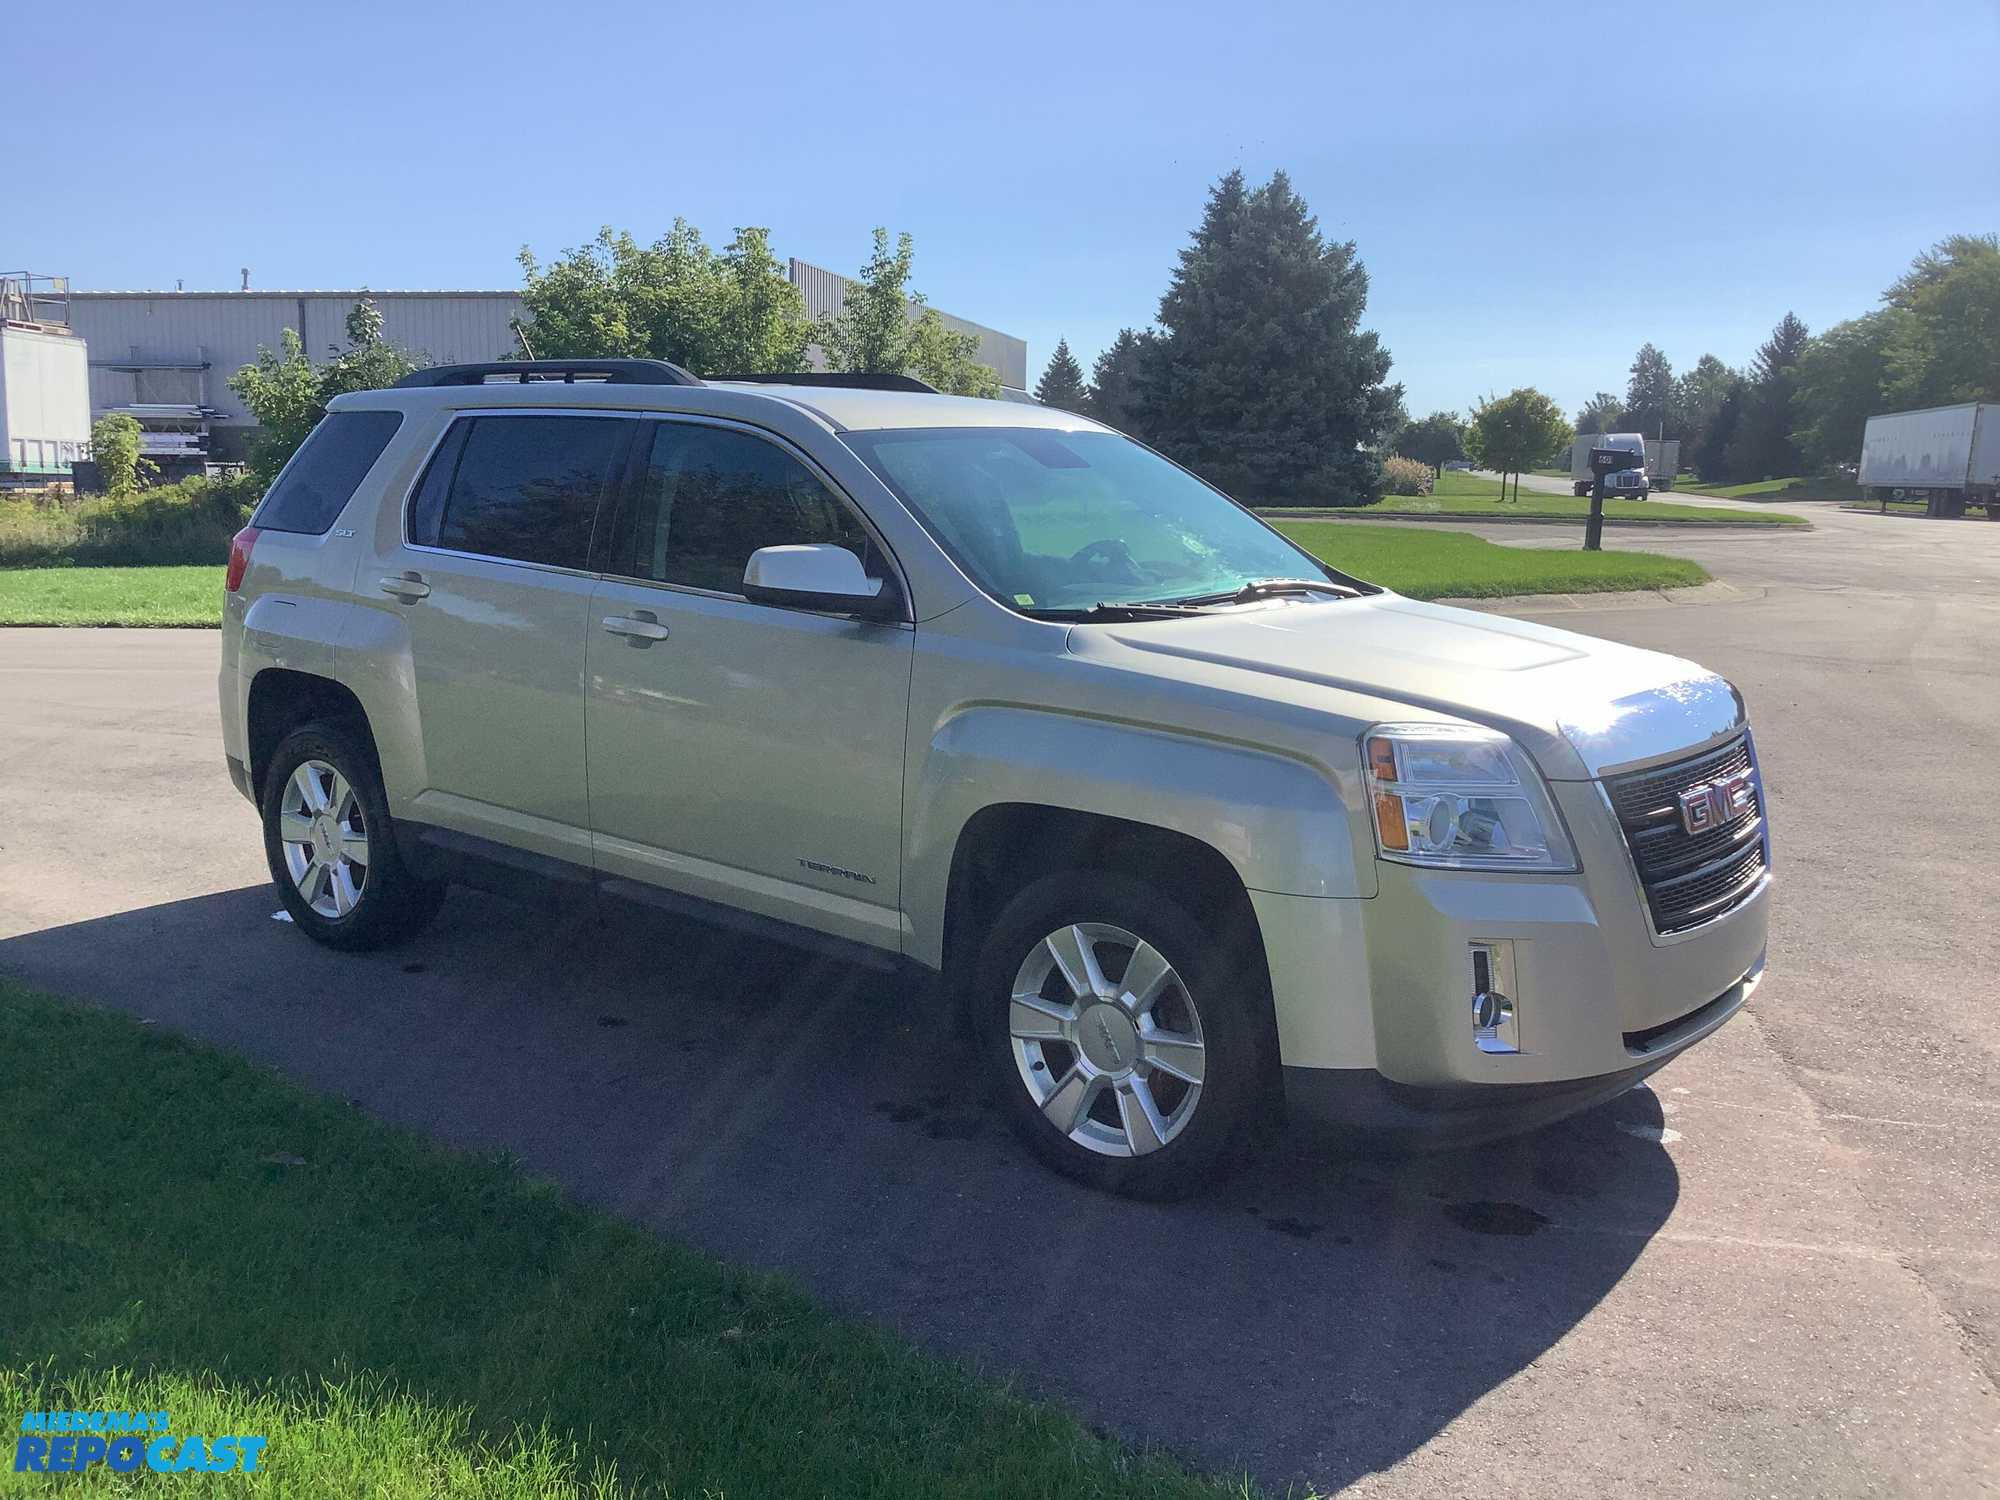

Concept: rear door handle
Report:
left=379, top=571, right=430, bottom=602
left=602, top=611, right=670, bottom=644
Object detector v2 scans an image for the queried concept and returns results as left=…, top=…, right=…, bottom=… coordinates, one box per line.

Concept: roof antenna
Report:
left=240, top=267, right=251, bottom=291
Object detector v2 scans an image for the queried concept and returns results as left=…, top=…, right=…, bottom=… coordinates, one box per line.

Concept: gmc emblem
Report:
left=1678, top=770, right=1756, bottom=835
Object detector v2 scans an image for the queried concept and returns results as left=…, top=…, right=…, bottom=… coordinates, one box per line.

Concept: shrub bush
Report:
left=1381, top=455, right=1435, bottom=497
left=0, top=472, right=262, bottom=568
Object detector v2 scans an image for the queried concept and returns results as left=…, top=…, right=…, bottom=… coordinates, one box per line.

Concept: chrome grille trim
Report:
left=1604, top=731, right=1768, bottom=934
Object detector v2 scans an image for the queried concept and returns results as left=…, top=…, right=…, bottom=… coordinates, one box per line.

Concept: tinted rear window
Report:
left=412, top=415, right=627, bottom=569
left=253, top=410, right=404, bottom=534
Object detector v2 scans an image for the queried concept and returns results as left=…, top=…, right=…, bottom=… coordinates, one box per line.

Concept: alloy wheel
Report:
left=277, top=759, right=369, bottom=919
left=1009, top=922, right=1206, bottom=1157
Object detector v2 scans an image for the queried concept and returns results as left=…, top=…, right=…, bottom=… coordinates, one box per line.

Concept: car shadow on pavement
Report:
left=1, top=882, right=1680, bottom=1495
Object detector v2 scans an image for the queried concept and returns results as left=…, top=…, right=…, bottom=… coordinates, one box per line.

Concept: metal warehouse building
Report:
left=67, top=259, right=1027, bottom=464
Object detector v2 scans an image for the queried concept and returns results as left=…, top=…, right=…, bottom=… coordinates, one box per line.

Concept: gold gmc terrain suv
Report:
left=220, top=360, right=1771, bottom=1198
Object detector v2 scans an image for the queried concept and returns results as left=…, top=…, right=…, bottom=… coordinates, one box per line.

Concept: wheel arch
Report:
left=246, top=669, right=379, bottom=802
left=940, top=803, right=1269, bottom=996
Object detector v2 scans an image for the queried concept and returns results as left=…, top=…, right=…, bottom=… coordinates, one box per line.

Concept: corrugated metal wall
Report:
left=66, top=291, right=525, bottom=428
left=790, top=259, right=1028, bottom=388
left=66, top=268, right=1026, bottom=430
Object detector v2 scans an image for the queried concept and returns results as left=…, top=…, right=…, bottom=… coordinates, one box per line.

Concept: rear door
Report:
left=584, top=417, right=915, bottom=953
left=378, top=409, right=636, bottom=865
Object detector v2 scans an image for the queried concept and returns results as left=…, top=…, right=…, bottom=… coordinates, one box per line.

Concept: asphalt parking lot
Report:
left=3, top=502, right=1997, bottom=1497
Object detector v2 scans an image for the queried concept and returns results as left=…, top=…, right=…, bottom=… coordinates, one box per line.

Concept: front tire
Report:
left=974, top=872, right=1268, bottom=1199
left=261, top=722, right=445, bottom=951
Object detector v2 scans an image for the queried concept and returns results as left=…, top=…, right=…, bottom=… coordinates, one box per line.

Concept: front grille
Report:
left=1605, top=733, right=1767, bottom=933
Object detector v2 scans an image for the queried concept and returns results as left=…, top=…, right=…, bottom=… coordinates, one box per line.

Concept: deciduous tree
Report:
left=1393, top=410, right=1467, bottom=473
left=88, top=414, right=151, bottom=496
left=230, top=296, right=422, bottom=485
left=1881, top=233, right=2000, bottom=408
left=1670, top=354, right=1737, bottom=472
left=1792, top=312, right=1899, bottom=472
left=815, top=228, right=1001, bottom=396
left=1465, top=388, right=1569, bottom=504
left=1692, top=380, right=1745, bottom=483
left=514, top=222, right=811, bottom=374
left=1573, top=391, right=1623, bottom=434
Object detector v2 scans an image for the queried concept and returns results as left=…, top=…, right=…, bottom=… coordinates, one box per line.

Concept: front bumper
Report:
left=1281, top=958, right=1761, bottom=1141
left=1254, top=768, right=1770, bottom=1129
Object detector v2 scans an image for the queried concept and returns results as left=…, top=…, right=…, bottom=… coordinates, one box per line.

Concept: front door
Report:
left=584, top=418, right=914, bottom=954
left=378, top=410, right=635, bottom=865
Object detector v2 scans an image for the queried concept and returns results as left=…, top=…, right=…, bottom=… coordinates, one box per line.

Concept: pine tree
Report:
left=1135, top=169, right=1401, bottom=505
left=1624, top=343, right=1673, bottom=438
left=1725, top=312, right=1809, bottom=480
left=1088, top=328, right=1155, bottom=433
left=1034, top=338, right=1091, bottom=414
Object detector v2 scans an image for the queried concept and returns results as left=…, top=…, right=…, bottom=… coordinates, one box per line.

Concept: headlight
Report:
left=1363, top=724, right=1576, bottom=871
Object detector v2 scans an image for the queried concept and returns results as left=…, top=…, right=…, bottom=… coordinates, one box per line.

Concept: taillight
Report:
left=226, top=527, right=261, bottom=593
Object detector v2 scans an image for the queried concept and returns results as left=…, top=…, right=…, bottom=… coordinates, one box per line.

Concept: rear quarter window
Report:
left=409, top=414, right=628, bottom=570
left=252, top=410, right=405, bottom=535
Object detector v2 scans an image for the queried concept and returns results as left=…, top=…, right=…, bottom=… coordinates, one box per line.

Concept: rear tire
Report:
left=261, top=722, right=445, bottom=951
left=973, top=871, right=1268, bottom=1200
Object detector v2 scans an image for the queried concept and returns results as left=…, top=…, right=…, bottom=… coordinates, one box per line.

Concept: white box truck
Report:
left=1569, top=432, right=1649, bottom=498
left=1859, top=403, right=2000, bottom=518
left=0, top=323, right=92, bottom=487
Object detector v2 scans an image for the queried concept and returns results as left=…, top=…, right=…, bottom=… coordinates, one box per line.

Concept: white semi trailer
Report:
left=1859, top=403, right=1999, bottom=518
left=0, top=324, right=91, bottom=487
left=1, top=274, right=92, bottom=488
left=1647, top=438, right=1682, bottom=490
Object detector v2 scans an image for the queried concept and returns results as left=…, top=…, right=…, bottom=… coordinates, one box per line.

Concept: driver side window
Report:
left=618, top=422, right=882, bottom=595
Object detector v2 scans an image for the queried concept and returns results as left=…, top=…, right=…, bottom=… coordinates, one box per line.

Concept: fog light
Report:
left=1469, top=942, right=1520, bottom=1054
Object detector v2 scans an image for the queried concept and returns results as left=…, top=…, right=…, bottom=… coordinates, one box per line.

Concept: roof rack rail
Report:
left=394, top=359, right=703, bottom=389
left=708, top=371, right=941, bottom=394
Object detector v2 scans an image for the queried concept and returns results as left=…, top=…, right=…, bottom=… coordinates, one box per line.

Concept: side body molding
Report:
left=901, top=703, right=1372, bottom=969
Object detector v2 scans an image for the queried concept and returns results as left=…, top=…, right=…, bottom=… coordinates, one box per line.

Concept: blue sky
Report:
left=14, top=0, right=1995, bottom=417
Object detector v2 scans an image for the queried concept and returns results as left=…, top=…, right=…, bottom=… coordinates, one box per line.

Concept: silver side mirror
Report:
left=741, top=544, right=898, bottom=619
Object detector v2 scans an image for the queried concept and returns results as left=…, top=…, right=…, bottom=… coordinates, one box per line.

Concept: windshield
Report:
left=840, top=426, right=1332, bottom=612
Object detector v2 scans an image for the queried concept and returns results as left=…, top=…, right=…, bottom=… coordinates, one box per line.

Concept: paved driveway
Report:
left=3, top=504, right=1997, bottom=1496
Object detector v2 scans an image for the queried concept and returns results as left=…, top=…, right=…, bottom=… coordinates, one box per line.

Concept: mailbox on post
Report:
left=1582, top=446, right=1630, bottom=551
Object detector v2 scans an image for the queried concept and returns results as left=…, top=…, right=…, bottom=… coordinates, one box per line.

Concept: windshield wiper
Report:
left=1021, top=600, right=1213, bottom=622
left=1164, top=577, right=1360, bottom=607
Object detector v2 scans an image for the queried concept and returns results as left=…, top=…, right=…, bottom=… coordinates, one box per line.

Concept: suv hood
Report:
left=1079, top=593, right=1742, bottom=780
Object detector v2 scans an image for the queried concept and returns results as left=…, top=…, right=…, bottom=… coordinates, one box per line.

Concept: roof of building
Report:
left=70, top=288, right=521, bottom=299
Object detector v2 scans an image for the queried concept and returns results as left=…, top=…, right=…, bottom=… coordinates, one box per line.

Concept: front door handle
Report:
left=379, top=571, right=430, bottom=602
left=602, top=610, right=670, bottom=644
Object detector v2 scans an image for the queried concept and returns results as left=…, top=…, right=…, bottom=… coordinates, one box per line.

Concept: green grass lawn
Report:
left=0, top=981, right=1258, bottom=1498
left=1674, top=475, right=1860, bottom=503
left=1351, top=471, right=1804, bottom=524
left=0, top=565, right=223, bottom=626
left=0, top=515, right=1712, bottom=629
left=1278, top=521, right=1708, bottom=599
